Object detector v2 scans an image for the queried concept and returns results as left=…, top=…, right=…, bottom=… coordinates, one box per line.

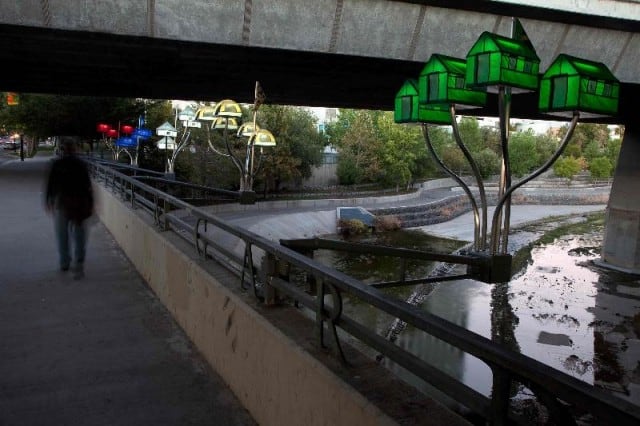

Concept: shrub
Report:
left=338, top=219, right=369, bottom=237
left=588, top=156, right=613, bottom=179
left=374, top=215, right=402, bottom=232
left=553, top=156, right=582, bottom=179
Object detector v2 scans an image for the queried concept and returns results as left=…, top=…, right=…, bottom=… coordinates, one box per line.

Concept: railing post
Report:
left=315, top=278, right=325, bottom=348
left=262, top=253, right=277, bottom=306
left=399, top=258, right=407, bottom=284
left=490, top=368, right=511, bottom=426
left=162, top=198, right=169, bottom=231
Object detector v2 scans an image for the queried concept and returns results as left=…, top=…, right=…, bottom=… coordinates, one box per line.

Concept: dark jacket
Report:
left=45, top=155, right=94, bottom=223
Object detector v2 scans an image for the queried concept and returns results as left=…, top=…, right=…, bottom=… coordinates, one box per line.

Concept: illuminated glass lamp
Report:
left=237, top=123, right=259, bottom=138
left=538, top=54, right=619, bottom=118
left=213, top=99, right=243, bottom=118
left=419, top=54, right=487, bottom=109
left=249, top=129, right=276, bottom=147
left=195, top=106, right=217, bottom=121
left=211, top=116, right=239, bottom=131
left=465, top=32, right=540, bottom=93
left=394, top=79, right=451, bottom=125
left=115, top=136, right=136, bottom=148
left=178, top=106, right=197, bottom=122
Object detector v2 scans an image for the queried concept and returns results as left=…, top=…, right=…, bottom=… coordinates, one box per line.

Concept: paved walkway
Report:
left=0, top=152, right=255, bottom=426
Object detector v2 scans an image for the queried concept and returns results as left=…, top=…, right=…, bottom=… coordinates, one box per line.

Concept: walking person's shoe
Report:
left=60, top=263, right=70, bottom=272
left=72, top=263, right=84, bottom=280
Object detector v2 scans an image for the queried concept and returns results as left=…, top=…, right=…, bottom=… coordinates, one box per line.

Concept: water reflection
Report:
left=316, top=219, right=640, bottom=408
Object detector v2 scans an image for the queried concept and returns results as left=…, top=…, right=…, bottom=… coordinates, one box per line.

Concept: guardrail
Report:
left=89, top=159, right=640, bottom=425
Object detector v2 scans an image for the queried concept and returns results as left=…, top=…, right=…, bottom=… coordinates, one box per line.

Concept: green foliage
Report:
left=475, top=148, right=501, bottom=178
left=0, top=93, right=143, bottom=140
left=334, top=110, right=383, bottom=184
left=509, top=130, right=540, bottom=177
left=588, top=156, right=613, bottom=179
left=258, top=105, right=324, bottom=191
left=441, top=145, right=468, bottom=175
left=606, top=138, right=622, bottom=165
left=336, top=156, right=362, bottom=185
left=377, top=112, right=426, bottom=189
left=534, top=134, right=558, bottom=163
left=457, top=116, right=483, bottom=152
left=338, top=219, right=370, bottom=237
left=553, top=156, right=582, bottom=178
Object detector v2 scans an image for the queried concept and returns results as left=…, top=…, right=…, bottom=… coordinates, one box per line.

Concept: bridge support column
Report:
left=601, top=122, right=640, bottom=274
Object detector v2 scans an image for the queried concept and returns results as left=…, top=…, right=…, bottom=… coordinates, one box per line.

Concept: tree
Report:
left=257, top=105, right=324, bottom=191
left=509, top=130, right=540, bottom=177
left=606, top=137, right=622, bottom=166
left=377, top=112, right=427, bottom=189
left=334, top=110, right=384, bottom=184
left=441, top=145, right=468, bottom=175
left=0, top=94, right=143, bottom=157
left=457, top=116, right=483, bottom=153
left=534, top=133, right=558, bottom=165
left=588, top=157, right=613, bottom=179
left=475, top=148, right=501, bottom=178
left=553, top=156, right=582, bottom=178
left=557, top=122, right=610, bottom=159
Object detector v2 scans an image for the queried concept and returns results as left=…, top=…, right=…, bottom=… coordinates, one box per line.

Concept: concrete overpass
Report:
left=0, top=0, right=639, bottom=121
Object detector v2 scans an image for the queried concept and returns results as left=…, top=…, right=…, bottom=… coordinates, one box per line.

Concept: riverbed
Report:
left=315, top=211, right=640, bottom=413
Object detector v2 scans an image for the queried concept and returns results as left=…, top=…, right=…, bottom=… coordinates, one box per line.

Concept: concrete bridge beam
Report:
left=602, top=122, right=640, bottom=273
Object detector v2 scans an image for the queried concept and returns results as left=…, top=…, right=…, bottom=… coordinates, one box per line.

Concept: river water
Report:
left=314, top=212, right=640, bottom=413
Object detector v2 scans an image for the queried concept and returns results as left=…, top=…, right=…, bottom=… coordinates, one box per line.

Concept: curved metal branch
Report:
left=450, top=106, right=488, bottom=250
left=496, top=86, right=513, bottom=254
left=204, top=124, right=230, bottom=157
left=423, top=124, right=481, bottom=250
left=490, top=112, right=580, bottom=254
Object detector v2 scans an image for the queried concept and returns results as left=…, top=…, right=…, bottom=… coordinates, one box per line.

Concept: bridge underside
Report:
left=0, top=23, right=638, bottom=124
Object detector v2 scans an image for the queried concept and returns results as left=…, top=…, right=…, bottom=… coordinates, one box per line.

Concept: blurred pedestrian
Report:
left=45, top=136, right=94, bottom=279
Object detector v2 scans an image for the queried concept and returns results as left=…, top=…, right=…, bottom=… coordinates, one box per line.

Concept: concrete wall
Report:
left=602, top=122, right=640, bottom=273
left=93, top=183, right=398, bottom=426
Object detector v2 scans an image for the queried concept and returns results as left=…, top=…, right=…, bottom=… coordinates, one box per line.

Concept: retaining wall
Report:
left=93, top=183, right=468, bottom=426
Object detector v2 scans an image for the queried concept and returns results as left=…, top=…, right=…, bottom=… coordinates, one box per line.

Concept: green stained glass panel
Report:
left=401, top=96, right=412, bottom=121
left=476, top=53, right=490, bottom=83
left=552, top=76, right=568, bottom=109
left=429, top=74, right=439, bottom=102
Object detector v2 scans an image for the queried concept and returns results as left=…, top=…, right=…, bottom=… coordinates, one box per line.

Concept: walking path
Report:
left=0, top=152, right=255, bottom=426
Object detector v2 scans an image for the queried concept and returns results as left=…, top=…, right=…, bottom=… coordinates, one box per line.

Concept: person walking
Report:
left=45, top=136, right=94, bottom=279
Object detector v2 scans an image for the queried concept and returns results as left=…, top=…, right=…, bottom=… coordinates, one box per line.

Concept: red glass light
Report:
left=97, top=123, right=110, bottom=133
left=121, top=125, right=134, bottom=135
left=106, top=129, right=118, bottom=138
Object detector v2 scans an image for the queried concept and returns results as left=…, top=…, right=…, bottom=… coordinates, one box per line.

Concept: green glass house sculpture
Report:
left=418, top=54, right=487, bottom=109
left=465, top=31, right=540, bottom=93
left=394, top=79, right=451, bottom=125
left=538, top=54, right=620, bottom=118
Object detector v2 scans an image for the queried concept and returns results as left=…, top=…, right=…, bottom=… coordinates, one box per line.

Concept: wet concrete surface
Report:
left=0, top=153, right=255, bottom=426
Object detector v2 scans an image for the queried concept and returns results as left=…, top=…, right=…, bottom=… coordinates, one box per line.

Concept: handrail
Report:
left=132, top=175, right=239, bottom=197
left=88, top=159, right=640, bottom=425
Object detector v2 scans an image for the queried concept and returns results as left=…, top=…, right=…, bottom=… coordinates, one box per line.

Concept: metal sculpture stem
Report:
left=450, top=106, right=488, bottom=250
left=490, top=112, right=580, bottom=254
left=423, top=124, right=481, bottom=251
left=490, top=87, right=513, bottom=254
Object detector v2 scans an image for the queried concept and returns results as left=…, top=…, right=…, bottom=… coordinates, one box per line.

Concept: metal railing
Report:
left=89, top=159, right=640, bottom=425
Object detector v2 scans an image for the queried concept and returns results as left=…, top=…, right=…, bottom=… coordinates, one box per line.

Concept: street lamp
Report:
left=156, top=106, right=201, bottom=177
left=156, top=121, right=178, bottom=178
left=196, top=84, right=276, bottom=204
left=394, top=17, right=620, bottom=280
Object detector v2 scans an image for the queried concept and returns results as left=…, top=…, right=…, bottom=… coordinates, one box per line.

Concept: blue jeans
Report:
left=54, top=209, right=87, bottom=269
